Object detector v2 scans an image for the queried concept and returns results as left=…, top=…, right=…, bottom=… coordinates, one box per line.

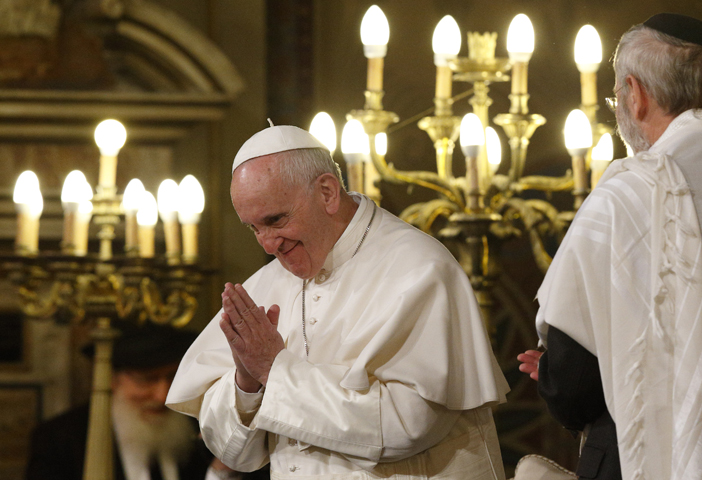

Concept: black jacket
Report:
left=25, top=404, right=269, bottom=480
left=538, top=326, right=622, bottom=480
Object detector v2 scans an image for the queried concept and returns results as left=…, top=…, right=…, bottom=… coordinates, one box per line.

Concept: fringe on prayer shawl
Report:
left=605, top=152, right=699, bottom=479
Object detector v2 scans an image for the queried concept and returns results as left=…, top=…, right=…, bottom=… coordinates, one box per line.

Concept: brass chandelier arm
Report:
left=140, top=277, right=198, bottom=327
left=166, top=291, right=198, bottom=328
left=527, top=228, right=553, bottom=273
left=18, top=281, right=64, bottom=319
left=513, top=173, right=574, bottom=193
left=496, top=197, right=570, bottom=274
left=399, top=199, right=462, bottom=233
left=368, top=148, right=467, bottom=209
left=105, top=274, right=141, bottom=319
left=10, top=265, right=85, bottom=323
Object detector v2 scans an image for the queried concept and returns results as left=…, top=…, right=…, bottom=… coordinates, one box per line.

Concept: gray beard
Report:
left=616, top=98, right=651, bottom=154
left=111, top=389, right=195, bottom=463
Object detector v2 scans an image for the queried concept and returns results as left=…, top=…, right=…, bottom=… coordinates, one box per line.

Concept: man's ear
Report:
left=626, top=74, right=649, bottom=121
left=316, top=173, right=341, bottom=215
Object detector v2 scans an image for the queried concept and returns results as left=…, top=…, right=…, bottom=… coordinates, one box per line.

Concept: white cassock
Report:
left=167, top=193, right=509, bottom=479
left=536, top=109, right=702, bottom=480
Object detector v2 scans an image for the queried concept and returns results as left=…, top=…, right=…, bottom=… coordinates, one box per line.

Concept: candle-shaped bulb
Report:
left=507, top=14, right=535, bottom=62
left=309, top=112, right=337, bottom=156
left=574, top=25, right=602, bottom=73
left=61, top=170, right=93, bottom=206
left=592, top=132, right=614, bottom=161
left=432, top=15, right=461, bottom=66
left=61, top=170, right=92, bottom=254
left=74, top=200, right=93, bottom=256
left=94, top=119, right=127, bottom=156
left=136, top=192, right=158, bottom=227
left=591, top=132, right=614, bottom=189
left=123, top=178, right=145, bottom=213
left=177, top=175, right=205, bottom=224
left=14, top=171, right=43, bottom=218
left=485, top=127, right=502, bottom=173
left=78, top=200, right=93, bottom=217
left=179, top=175, right=204, bottom=264
left=157, top=179, right=179, bottom=223
left=375, top=132, right=388, bottom=156
left=460, top=113, right=485, bottom=158
left=136, top=191, right=157, bottom=258
left=564, top=109, right=593, bottom=154
left=361, top=5, right=389, bottom=58
left=341, top=119, right=370, bottom=156
left=14, top=171, right=43, bottom=255
left=123, top=178, right=144, bottom=255
left=159, top=179, right=181, bottom=262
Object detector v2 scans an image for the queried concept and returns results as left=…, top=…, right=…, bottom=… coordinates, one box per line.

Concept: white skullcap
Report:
left=232, top=124, right=329, bottom=173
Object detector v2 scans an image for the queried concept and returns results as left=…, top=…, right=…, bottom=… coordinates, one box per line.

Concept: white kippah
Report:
left=232, top=124, right=329, bottom=173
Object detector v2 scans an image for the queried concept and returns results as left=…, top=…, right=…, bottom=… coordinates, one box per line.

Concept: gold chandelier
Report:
left=3, top=119, right=207, bottom=480
left=309, top=6, right=617, bottom=329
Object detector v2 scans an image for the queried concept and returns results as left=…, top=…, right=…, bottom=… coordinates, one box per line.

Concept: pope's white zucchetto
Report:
left=232, top=125, right=329, bottom=173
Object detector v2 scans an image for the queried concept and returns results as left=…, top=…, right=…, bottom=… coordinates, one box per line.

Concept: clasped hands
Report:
left=220, top=282, right=285, bottom=393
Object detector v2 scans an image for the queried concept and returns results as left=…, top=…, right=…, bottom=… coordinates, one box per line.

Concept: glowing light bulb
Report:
left=341, top=120, right=370, bottom=155
left=94, top=119, right=127, bottom=156
left=575, top=25, right=602, bottom=73
left=157, top=179, right=179, bottom=223
left=507, top=14, right=535, bottom=62
left=14, top=171, right=43, bottom=217
left=61, top=170, right=93, bottom=205
left=309, top=112, right=337, bottom=155
left=361, top=5, right=389, bottom=58
left=592, top=133, right=614, bottom=161
left=177, top=175, right=205, bottom=224
left=564, top=109, right=593, bottom=153
left=375, top=132, right=388, bottom=156
left=460, top=113, right=485, bottom=158
left=123, top=178, right=145, bottom=213
left=486, top=127, right=502, bottom=173
left=432, top=15, right=461, bottom=66
left=136, top=191, right=158, bottom=227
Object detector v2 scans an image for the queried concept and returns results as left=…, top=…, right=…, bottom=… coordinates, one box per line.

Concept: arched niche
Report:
left=0, top=0, right=244, bottom=142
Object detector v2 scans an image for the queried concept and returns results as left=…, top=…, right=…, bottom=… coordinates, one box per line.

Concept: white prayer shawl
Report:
left=167, top=194, right=509, bottom=478
left=536, top=110, right=702, bottom=480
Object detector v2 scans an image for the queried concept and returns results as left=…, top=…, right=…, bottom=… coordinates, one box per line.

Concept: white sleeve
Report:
left=203, top=349, right=460, bottom=469
left=199, top=370, right=269, bottom=472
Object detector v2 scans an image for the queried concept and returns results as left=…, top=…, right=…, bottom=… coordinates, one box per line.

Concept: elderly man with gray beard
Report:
left=518, top=12, right=702, bottom=480
left=26, top=322, right=268, bottom=480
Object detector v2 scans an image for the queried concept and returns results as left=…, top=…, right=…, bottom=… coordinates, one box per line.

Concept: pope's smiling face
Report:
left=231, top=154, right=338, bottom=280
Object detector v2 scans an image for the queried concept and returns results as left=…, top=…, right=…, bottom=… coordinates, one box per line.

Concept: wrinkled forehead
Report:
left=230, top=156, right=297, bottom=217
left=231, top=154, right=283, bottom=196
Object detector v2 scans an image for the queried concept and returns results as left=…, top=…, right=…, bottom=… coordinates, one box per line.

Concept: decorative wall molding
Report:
left=0, top=0, right=244, bottom=142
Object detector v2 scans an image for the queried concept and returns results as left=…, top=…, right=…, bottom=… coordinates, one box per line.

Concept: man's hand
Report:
left=517, top=350, right=543, bottom=381
left=219, top=283, right=284, bottom=391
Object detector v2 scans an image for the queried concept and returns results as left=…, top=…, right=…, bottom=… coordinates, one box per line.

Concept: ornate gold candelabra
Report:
left=327, top=10, right=614, bottom=332
left=2, top=120, right=206, bottom=480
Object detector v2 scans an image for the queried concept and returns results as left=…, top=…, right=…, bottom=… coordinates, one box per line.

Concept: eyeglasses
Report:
left=606, top=86, right=624, bottom=113
left=605, top=96, right=617, bottom=113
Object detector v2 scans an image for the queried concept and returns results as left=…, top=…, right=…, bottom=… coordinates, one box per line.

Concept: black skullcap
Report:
left=644, top=13, right=702, bottom=46
left=82, top=321, right=197, bottom=371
